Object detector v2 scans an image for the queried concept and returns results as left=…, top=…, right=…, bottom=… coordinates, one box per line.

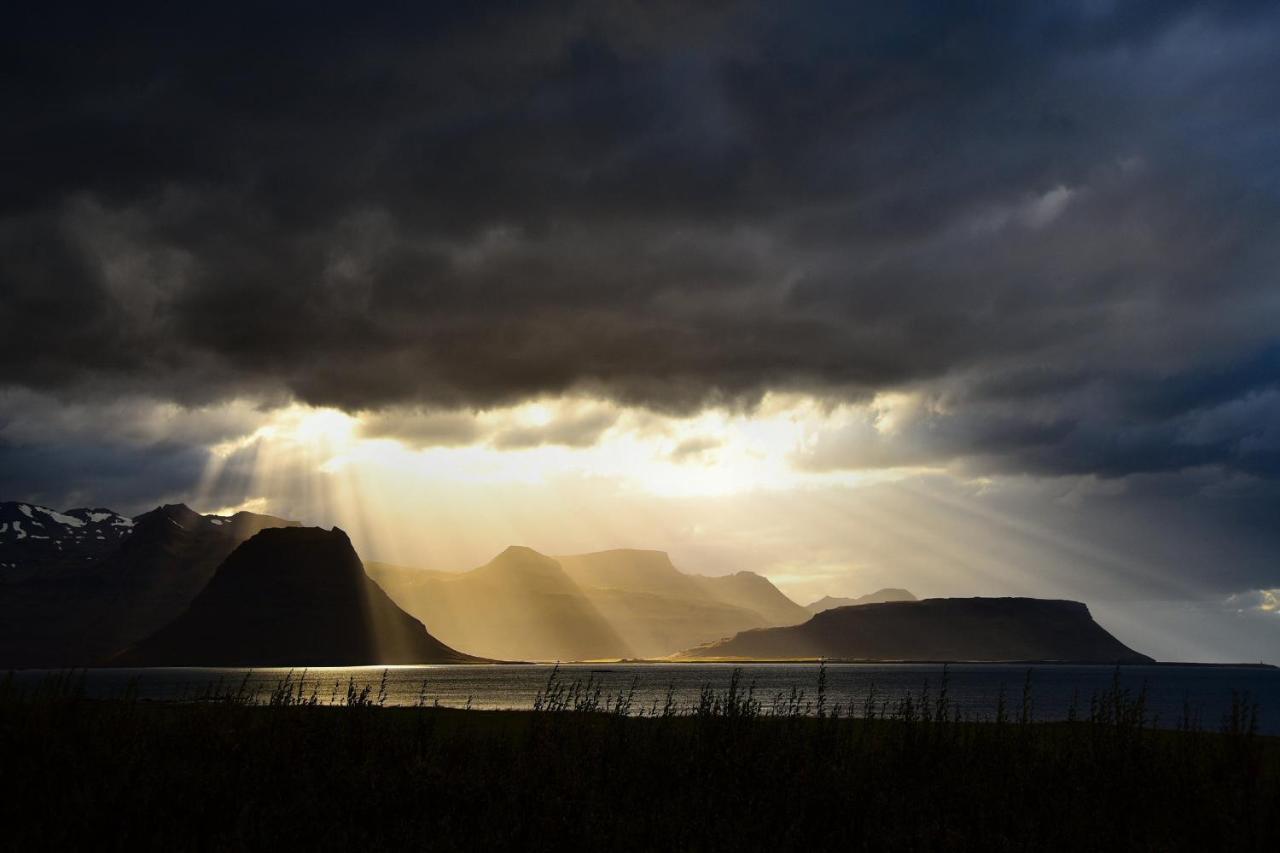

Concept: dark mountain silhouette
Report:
left=676, top=597, right=1154, bottom=663
left=0, top=503, right=296, bottom=667
left=807, top=589, right=917, bottom=612
left=369, top=547, right=809, bottom=661
left=0, top=502, right=135, bottom=581
left=114, top=527, right=479, bottom=666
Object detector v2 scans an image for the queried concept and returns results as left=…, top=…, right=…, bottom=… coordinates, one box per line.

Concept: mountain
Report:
left=675, top=597, right=1154, bottom=663
left=556, top=550, right=811, bottom=627
left=369, top=547, right=634, bottom=661
left=692, top=571, right=812, bottom=626
left=0, top=502, right=135, bottom=582
left=807, top=589, right=917, bottom=612
left=556, top=549, right=706, bottom=600
left=437, top=546, right=631, bottom=661
left=369, top=547, right=808, bottom=661
left=0, top=503, right=297, bottom=667
left=115, top=527, right=478, bottom=666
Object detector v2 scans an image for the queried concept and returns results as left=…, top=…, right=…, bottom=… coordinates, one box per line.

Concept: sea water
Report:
left=10, top=662, right=1280, bottom=733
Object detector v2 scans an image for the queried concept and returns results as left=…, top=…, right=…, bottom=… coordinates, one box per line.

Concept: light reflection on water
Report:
left=12, top=663, right=1280, bottom=733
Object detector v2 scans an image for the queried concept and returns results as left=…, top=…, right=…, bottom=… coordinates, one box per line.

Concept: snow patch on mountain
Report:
left=0, top=503, right=134, bottom=547
left=34, top=506, right=85, bottom=527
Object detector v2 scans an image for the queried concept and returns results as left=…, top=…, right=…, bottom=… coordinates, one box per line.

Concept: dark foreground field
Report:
left=3, top=670, right=1277, bottom=851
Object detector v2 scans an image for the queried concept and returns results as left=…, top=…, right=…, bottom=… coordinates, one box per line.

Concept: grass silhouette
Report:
left=2, top=665, right=1276, bottom=850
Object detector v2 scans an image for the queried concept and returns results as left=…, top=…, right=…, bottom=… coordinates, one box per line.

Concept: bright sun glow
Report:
left=193, top=395, right=942, bottom=578
left=181, top=395, right=1239, bottom=666
left=207, top=396, right=924, bottom=502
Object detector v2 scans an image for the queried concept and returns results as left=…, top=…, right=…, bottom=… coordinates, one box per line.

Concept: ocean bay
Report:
left=18, top=662, right=1279, bottom=733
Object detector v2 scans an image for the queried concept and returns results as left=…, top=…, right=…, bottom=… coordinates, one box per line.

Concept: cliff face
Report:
left=678, top=597, right=1154, bottom=663
left=114, top=527, right=481, bottom=666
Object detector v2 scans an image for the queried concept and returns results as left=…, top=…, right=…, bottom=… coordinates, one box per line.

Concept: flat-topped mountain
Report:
left=0, top=502, right=297, bottom=667
left=115, top=527, right=478, bottom=666
left=369, top=547, right=809, bottom=661
left=807, top=589, right=917, bottom=612
left=556, top=549, right=706, bottom=599
left=676, top=597, right=1154, bottom=663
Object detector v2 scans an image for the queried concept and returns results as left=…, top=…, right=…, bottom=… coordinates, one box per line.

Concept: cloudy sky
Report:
left=3, top=2, right=1278, bottom=661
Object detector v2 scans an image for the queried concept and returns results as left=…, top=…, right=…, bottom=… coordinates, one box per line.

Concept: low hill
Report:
left=676, top=597, right=1154, bottom=663
left=807, top=589, right=917, bottom=612
left=114, top=527, right=478, bottom=666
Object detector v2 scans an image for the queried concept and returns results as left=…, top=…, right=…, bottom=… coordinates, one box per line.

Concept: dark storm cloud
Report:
left=3, top=1, right=1280, bottom=482
left=796, top=344, right=1280, bottom=480
left=0, top=439, right=208, bottom=514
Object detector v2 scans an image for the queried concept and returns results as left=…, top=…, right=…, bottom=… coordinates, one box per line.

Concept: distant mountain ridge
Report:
left=0, top=502, right=297, bottom=667
left=0, top=502, right=136, bottom=581
left=369, top=547, right=811, bottom=661
left=6, top=497, right=1133, bottom=667
left=677, top=597, right=1154, bottom=663
left=2, top=498, right=817, bottom=664
left=0, top=501, right=295, bottom=582
left=556, top=550, right=812, bottom=626
left=115, top=527, right=478, bottom=666
left=806, top=589, right=917, bottom=612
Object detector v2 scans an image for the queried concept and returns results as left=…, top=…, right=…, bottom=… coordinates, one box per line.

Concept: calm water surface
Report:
left=14, top=663, right=1280, bottom=733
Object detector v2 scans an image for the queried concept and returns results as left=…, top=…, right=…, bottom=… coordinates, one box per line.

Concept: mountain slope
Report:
left=556, top=550, right=708, bottom=600
left=578, top=587, right=774, bottom=660
left=370, top=547, right=808, bottom=661
left=0, top=502, right=135, bottom=581
left=0, top=503, right=297, bottom=667
left=676, top=597, right=1154, bottom=663
left=557, top=550, right=810, bottom=628
left=692, top=571, right=811, bottom=626
left=370, top=547, right=634, bottom=661
left=115, top=527, right=479, bottom=666
left=807, top=589, right=917, bottom=613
